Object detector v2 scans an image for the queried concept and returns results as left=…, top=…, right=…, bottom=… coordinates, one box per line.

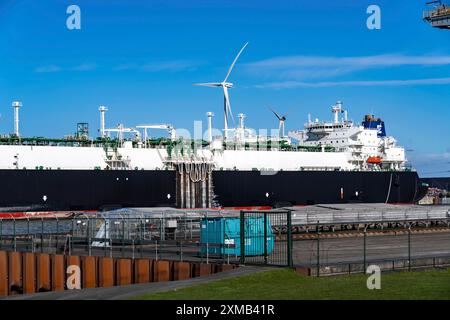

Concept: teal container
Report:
left=200, top=216, right=274, bottom=256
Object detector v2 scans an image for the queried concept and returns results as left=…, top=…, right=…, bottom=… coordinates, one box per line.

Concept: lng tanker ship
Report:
left=0, top=45, right=428, bottom=213
left=0, top=102, right=427, bottom=213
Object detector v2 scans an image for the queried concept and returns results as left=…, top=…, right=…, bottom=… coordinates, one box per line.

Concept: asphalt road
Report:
left=291, top=232, right=450, bottom=266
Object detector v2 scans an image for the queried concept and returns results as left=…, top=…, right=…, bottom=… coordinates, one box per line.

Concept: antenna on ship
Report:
left=193, top=42, right=249, bottom=140
left=269, top=107, right=288, bottom=138
left=99, top=105, right=108, bottom=138
left=12, top=101, right=22, bottom=137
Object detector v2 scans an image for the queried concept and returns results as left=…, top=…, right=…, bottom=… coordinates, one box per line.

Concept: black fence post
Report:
left=264, top=213, right=268, bottom=265
left=316, top=221, right=320, bottom=277
left=240, top=210, right=245, bottom=265
left=121, top=218, right=125, bottom=258
left=140, top=219, right=144, bottom=259
left=104, top=218, right=107, bottom=257
left=13, top=218, right=16, bottom=252
left=41, top=217, right=44, bottom=253
left=287, top=210, right=293, bottom=268
left=408, top=224, right=411, bottom=271
left=363, top=225, right=367, bottom=271
left=55, top=217, right=59, bottom=254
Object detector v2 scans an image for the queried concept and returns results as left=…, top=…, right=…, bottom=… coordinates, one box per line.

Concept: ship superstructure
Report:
left=289, top=101, right=405, bottom=171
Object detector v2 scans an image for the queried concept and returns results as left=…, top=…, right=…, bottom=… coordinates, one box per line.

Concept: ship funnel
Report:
left=12, top=101, right=22, bottom=137
left=99, top=106, right=108, bottom=138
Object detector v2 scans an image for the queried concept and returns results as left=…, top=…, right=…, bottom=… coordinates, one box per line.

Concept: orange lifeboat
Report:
left=367, top=156, right=382, bottom=164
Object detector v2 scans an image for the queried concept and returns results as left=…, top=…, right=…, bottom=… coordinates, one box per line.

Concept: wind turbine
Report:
left=193, top=42, right=249, bottom=139
left=269, top=107, right=289, bottom=138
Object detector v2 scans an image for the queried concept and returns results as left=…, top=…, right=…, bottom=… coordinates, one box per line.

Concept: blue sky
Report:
left=0, top=0, right=449, bottom=176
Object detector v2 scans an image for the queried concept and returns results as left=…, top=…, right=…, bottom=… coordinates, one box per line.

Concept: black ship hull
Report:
left=0, top=169, right=427, bottom=212
left=212, top=170, right=427, bottom=207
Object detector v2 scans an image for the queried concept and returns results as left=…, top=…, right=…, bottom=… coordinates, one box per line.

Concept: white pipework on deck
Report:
left=99, top=105, right=108, bottom=138
left=12, top=101, right=22, bottom=137
left=206, top=112, right=214, bottom=143
left=238, top=113, right=246, bottom=129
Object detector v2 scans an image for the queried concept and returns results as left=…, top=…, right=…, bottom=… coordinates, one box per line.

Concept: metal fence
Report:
left=240, top=210, right=292, bottom=267
left=1, top=210, right=450, bottom=274
left=0, top=214, right=242, bottom=265
left=239, top=210, right=450, bottom=273
left=293, top=222, right=450, bottom=276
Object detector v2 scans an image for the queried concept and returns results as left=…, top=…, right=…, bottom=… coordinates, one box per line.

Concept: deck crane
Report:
left=103, top=124, right=141, bottom=146
left=136, top=124, right=177, bottom=147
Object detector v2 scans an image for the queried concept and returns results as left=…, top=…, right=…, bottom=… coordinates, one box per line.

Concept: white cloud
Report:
left=34, top=65, right=63, bottom=73
left=35, top=63, right=96, bottom=73
left=245, top=54, right=450, bottom=81
left=114, top=60, right=203, bottom=72
left=410, top=152, right=450, bottom=176
left=413, top=152, right=450, bottom=162
left=256, top=77, right=450, bottom=89
left=70, top=63, right=97, bottom=71
left=247, top=54, right=450, bottom=69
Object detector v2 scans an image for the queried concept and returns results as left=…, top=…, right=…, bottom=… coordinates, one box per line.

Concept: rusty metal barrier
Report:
left=0, top=250, right=238, bottom=297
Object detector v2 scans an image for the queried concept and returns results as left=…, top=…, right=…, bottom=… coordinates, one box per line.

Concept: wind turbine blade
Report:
left=223, top=87, right=234, bottom=124
left=269, top=107, right=282, bottom=120
left=283, top=107, right=297, bottom=119
left=193, top=83, right=223, bottom=87
left=223, top=42, right=249, bottom=83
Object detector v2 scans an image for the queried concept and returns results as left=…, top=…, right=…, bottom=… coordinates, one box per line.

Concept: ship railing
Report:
left=423, top=7, right=450, bottom=20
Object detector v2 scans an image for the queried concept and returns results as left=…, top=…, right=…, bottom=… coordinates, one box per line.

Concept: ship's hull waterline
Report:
left=0, top=169, right=426, bottom=212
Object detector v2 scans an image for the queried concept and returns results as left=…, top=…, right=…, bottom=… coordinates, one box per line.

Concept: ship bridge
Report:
left=423, top=1, right=450, bottom=29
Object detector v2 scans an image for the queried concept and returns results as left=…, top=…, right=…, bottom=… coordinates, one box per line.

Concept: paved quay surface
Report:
left=2, top=265, right=271, bottom=300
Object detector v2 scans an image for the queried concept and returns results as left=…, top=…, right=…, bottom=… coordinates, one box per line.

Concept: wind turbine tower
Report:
left=270, top=107, right=288, bottom=138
